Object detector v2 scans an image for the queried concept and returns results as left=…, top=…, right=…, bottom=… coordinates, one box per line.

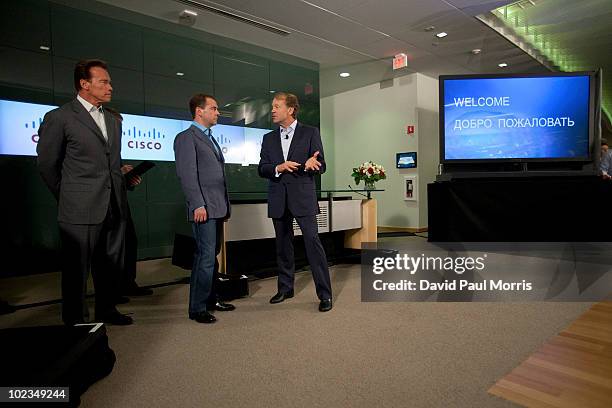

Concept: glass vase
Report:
left=364, top=180, right=375, bottom=190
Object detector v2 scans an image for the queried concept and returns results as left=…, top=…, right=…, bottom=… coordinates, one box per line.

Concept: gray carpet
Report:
left=0, top=262, right=593, bottom=407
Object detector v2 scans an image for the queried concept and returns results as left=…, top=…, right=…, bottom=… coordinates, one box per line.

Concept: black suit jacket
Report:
left=37, top=99, right=127, bottom=224
left=258, top=122, right=326, bottom=218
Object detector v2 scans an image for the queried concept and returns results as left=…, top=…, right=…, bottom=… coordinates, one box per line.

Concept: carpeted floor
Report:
left=0, top=257, right=592, bottom=408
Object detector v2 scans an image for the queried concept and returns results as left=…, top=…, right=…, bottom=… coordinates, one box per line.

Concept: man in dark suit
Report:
left=258, top=92, right=333, bottom=312
left=37, top=59, right=133, bottom=326
left=174, top=94, right=235, bottom=324
left=105, top=107, right=153, bottom=300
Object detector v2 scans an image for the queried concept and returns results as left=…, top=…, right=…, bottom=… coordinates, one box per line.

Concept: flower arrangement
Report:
left=351, top=161, right=386, bottom=190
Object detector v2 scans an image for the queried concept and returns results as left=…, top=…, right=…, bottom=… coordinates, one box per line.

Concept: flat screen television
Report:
left=439, top=72, right=596, bottom=164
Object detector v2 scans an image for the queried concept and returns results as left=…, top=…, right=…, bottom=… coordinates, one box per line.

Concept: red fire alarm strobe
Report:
left=407, top=125, right=415, bottom=134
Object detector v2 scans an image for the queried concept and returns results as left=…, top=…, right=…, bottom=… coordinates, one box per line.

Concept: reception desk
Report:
left=214, top=192, right=380, bottom=274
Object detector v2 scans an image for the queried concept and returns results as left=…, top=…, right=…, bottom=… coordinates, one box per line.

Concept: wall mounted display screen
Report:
left=0, top=99, right=271, bottom=165
left=440, top=73, right=594, bottom=163
left=396, top=152, right=417, bottom=168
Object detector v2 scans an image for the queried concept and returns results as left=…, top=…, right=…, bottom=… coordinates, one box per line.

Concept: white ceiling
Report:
left=97, top=0, right=549, bottom=96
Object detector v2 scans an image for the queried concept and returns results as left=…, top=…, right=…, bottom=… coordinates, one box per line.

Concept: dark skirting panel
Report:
left=428, top=176, right=612, bottom=242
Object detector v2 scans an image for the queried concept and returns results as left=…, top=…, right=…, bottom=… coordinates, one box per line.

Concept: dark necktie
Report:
left=207, top=129, right=223, bottom=160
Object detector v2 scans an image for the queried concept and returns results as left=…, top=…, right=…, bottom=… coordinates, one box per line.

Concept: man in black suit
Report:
left=37, top=59, right=133, bottom=326
left=258, top=92, right=333, bottom=312
left=174, top=94, right=235, bottom=324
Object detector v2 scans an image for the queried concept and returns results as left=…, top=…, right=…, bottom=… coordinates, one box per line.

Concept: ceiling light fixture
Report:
left=436, top=32, right=448, bottom=38
left=339, top=72, right=350, bottom=78
left=498, top=63, right=508, bottom=68
left=39, top=45, right=50, bottom=51
left=471, top=49, right=481, bottom=55
left=176, top=72, right=185, bottom=76
left=424, top=26, right=435, bottom=32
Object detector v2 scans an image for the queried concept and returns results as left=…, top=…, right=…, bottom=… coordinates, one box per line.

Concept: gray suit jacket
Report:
left=37, top=99, right=127, bottom=225
left=174, top=125, right=230, bottom=221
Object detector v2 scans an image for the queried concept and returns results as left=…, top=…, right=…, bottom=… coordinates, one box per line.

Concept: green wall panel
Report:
left=0, top=47, right=53, bottom=104
left=214, top=47, right=269, bottom=89
left=270, top=61, right=319, bottom=103
left=143, top=30, right=213, bottom=82
left=50, top=4, right=143, bottom=71
left=0, top=0, right=50, bottom=52
left=146, top=203, right=188, bottom=248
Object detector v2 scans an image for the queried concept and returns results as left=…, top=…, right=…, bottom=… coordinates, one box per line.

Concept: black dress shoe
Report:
left=214, top=302, right=235, bottom=311
left=114, top=296, right=130, bottom=305
left=123, top=285, right=154, bottom=296
left=0, top=300, right=16, bottom=315
left=97, top=311, right=133, bottom=326
left=189, top=311, right=216, bottom=324
left=270, top=291, right=294, bottom=304
left=318, top=299, right=332, bottom=312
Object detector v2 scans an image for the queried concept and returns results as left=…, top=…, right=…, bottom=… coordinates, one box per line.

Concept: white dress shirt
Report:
left=276, top=119, right=297, bottom=177
left=77, top=94, right=108, bottom=141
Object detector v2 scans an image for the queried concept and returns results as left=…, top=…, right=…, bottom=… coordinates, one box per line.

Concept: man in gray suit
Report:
left=174, top=94, right=235, bottom=324
left=37, top=59, right=133, bottom=326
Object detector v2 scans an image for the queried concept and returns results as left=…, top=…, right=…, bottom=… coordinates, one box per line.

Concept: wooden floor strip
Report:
left=489, top=301, right=612, bottom=407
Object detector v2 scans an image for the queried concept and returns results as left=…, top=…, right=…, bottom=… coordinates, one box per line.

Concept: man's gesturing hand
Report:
left=276, top=161, right=301, bottom=173
left=304, top=151, right=321, bottom=171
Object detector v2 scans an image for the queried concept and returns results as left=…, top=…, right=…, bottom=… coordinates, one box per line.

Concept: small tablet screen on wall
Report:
left=396, top=152, right=417, bottom=168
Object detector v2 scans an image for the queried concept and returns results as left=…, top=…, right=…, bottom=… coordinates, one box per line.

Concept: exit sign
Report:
left=393, top=53, right=408, bottom=70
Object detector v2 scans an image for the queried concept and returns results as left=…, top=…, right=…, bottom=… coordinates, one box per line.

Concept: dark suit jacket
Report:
left=258, top=122, right=326, bottom=218
left=174, top=125, right=230, bottom=221
left=37, top=99, right=127, bottom=225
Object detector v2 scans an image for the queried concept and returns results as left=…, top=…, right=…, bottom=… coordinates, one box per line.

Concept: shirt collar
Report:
left=281, top=119, right=297, bottom=134
left=192, top=121, right=211, bottom=135
left=77, top=94, right=101, bottom=113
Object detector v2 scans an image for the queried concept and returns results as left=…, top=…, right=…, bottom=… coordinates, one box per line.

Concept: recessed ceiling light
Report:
left=269, top=90, right=276, bottom=93
left=224, top=103, right=231, bottom=107
left=471, top=48, right=481, bottom=55
left=176, top=72, right=185, bottom=76
left=498, top=63, right=508, bottom=68
left=183, top=9, right=198, bottom=16
left=39, top=45, right=50, bottom=51
left=339, top=72, right=350, bottom=78
left=436, top=32, right=448, bottom=38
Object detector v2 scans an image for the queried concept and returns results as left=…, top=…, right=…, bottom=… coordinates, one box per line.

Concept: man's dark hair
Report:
left=273, top=92, right=300, bottom=118
left=189, top=93, right=217, bottom=118
left=74, top=59, right=109, bottom=92
left=602, top=138, right=609, bottom=147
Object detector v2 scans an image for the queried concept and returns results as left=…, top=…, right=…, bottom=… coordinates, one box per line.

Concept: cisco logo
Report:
left=127, top=140, right=162, bottom=150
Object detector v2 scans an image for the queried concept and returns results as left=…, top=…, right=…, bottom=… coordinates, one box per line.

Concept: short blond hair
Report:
left=273, top=92, right=299, bottom=118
